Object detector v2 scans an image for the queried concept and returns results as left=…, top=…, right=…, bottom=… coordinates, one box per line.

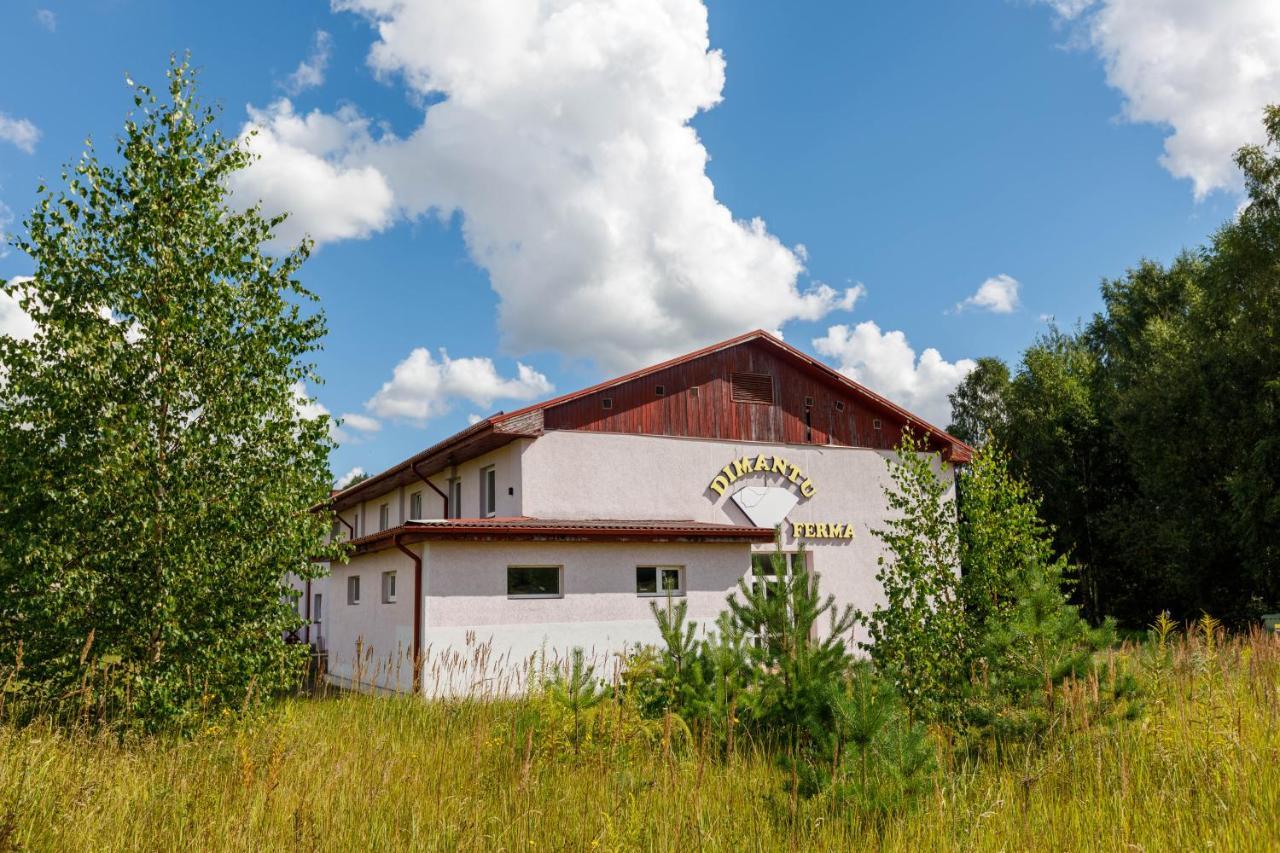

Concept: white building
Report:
left=295, top=330, right=970, bottom=696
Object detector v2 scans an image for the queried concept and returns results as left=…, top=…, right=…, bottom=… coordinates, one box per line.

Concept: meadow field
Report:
left=1, top=626, right=1277, bottom=852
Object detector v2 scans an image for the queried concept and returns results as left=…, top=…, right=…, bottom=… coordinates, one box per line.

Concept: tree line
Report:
left=947, top=107, right=1280, bottom=627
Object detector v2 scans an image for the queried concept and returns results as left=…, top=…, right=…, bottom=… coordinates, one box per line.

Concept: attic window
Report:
left=602, top=398, right=613, bottom=410
left=731, top=372, right=774, bottom=405
left=804, top=395, right=815, bottom=408
left=689, top=386, right=699, bottom=398
left=873, top=418, right=882, bottom=431
left=834, top=400, right=845, bottom=412
left=655, top=385, right=666, bottom=396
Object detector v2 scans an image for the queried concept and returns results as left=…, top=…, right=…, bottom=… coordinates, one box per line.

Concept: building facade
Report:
left=295, top=330, right=970, bottom=696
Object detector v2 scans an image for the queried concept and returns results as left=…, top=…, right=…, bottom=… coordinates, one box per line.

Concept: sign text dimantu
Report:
left=708, top=454, right=816, bottom=497
left=792, top=521, right=856, bottom=540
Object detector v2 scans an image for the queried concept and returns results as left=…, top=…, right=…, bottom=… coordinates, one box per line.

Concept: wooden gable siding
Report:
left=543, top=340, right=932, bottom=452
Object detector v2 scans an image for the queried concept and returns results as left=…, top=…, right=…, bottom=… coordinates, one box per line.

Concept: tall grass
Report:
left=1, top=627, right=1277, bottom=851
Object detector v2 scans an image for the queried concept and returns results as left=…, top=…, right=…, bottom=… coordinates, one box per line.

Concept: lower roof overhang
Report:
left=346, top=518, right=775, bottom=557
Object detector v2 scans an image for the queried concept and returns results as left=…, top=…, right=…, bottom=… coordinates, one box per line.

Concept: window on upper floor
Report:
left=481, top=466, right=496, bottom=518
left=378, top=503, right=390, bottom=532
left=381, top=570, right=397, bottom=604
left=449, top=478, right=462, bottom=518
left=409, top=491, right=423, bottom=520
left=347, top=575, right=361, bottom=605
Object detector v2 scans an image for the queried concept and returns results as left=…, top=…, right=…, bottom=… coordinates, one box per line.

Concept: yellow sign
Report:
left=708, top=454, right=816, bottom=498
left=792, top=521, right=856, bottom=540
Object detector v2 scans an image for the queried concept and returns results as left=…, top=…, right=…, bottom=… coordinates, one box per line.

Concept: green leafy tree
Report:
left=0, top=58, right=339, bottom=729
left=946, top=356, right=1011, bottom=447
left=859, top=430, right=967, bottom=724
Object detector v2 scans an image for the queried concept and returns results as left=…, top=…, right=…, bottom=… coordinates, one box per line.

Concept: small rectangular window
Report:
left=834, top=400, right=845, bottom=412
left=804, top=395, right=815, bottom=407
left=602, top=397, right=613, bottom=410
left=313, top=593, right=322, bottom=622
left=655, top=384, right=666, bottom=396
left=379, top=503, right=390, bottom=531
left=873, top=418, right=883, bottom=431
left=507, top=566, right=562, bottom=598
left=331, top=518, right=342, bottom=541
left=409, top=491, right=423, bottom=520
left=448, top=478, right=462, bottom=519
left=347, top=575, right=361, bottom=605
left=381, top=570, right=397, bottom=604
left=636, top=565, right=684, bottom=596
left=481, top=466, right=496, bottom=517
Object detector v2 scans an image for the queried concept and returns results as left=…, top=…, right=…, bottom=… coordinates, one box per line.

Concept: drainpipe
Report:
left=394, top=532, right=423, bottom=695
left=411, top=459, right=449, bottom=519
left=304, top=579, right=311, bottom=645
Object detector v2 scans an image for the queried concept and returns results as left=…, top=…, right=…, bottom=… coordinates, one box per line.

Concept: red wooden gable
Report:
left=531, top=331, right=968, bottom=461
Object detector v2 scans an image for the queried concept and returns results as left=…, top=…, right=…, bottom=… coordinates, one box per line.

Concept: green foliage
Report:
left=946, top=356, right=1010, bottom=447
left=858, top=430, right=967, bottom=724
left=727, top=541, right=857, bottom=745
left=952, top=106, right=1280, bottom=626
left=544, top=648, right=606, bottom=752
left=0, top=57, right=339, bottom=730
left=959, top=443, right=1115, bottom=740
left=800, top=664, right=935, bottom=818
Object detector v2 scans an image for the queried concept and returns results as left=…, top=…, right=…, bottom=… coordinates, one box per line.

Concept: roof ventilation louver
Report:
left=731, top=372, right=775, bottom=404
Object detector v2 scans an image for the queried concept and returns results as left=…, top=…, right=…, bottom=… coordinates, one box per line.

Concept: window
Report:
left=655, top=384, right=666, bottom=396
left=353, top=511, right=361, bottom=539
left=804, top=406, right=813, bottom=443
left=507, top=566, right=562, bottom=598
left=749, top=552, right=806, bottom=596
left=330, top=518, right=343, bottom=541
left=313, top=593, right=322, bottom=622
left=378, top=503, right=390, bottom=531
left=636, top=565, right=684, bottom=596
left=347, top=575, right=361, bottom=605
left=602, top=397, right=613, bottom=410
left=834, top=400, right=845, bottom=412
left=449, top=478, right=462, bottom=519
left=481, top=466, right=496, bottom=517
left=731, top=372, right=774, bottom=404
left=381, top=571, right=397, bottom=604
left=409, top=491, right=423, bottom=520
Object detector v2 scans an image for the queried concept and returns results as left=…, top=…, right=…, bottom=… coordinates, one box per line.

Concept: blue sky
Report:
left=0, top=1, right=1269, bottom=483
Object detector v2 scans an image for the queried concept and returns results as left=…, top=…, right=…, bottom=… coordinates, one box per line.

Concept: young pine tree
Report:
left=958, top=443, right=1112, bottom=740
left=0, top=58, right=340, bottom=729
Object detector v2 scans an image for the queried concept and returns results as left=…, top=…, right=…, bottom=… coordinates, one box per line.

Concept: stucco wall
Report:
left=322, top=546, right=420, bottom=692
left=519, top=430, right=956, bottom=647
left=418, top=540, right=750, bottom=696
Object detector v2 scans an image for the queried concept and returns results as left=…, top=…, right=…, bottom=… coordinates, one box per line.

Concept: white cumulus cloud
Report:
left=813, top=322, right=976, bottom=427
left=334, top=466, right=366, bottom=489
left=338, top=411, right=381, bottom=433
left=0, top=112, right=39, bottom=154
left=284, top=30, right=334, bottom=95
left=0, top=276, right=37, bottom=341
left=367, top=347, right=553, bottom=425
left=1037, top=0, right=1280, bottom=198
left=956, top=273, right=1020, bottom=314
left=227, top=99, right=394, bottom=248
left=239, top=0, right=856, bottom=369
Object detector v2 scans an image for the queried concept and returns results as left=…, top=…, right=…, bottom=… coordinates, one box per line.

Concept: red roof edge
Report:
left=327, top=328, right=975, bottom=509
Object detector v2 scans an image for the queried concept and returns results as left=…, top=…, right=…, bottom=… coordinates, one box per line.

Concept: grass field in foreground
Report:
left=1, top=631, right=1278, bottom=851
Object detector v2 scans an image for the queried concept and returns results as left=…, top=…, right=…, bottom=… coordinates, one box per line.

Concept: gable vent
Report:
left=731, top=372, right=775, bottom=405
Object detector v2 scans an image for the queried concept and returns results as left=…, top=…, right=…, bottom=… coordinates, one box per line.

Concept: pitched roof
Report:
left=345, top=517, right=775, bottom=554
left=328, top=329, right=972, bottom=510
